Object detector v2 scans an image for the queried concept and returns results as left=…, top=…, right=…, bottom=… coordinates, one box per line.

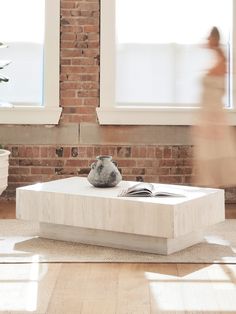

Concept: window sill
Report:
left=97, top=106, right=236, bottom=126
left=0, top=106, right=62, bottom=124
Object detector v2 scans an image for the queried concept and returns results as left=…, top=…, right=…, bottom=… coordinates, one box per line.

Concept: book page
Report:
left=119, top=182, right=186, bottom=197
left=126, top=182, right=154, bottom=193
left=119, top=182, right=154, bottom=197
left=153, top=186, right=186, bottom=197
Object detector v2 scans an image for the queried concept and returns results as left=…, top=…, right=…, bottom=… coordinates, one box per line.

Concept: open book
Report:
left=118, top=182, right=186, bottom=197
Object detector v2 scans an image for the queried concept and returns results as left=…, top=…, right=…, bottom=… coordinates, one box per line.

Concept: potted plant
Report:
left=0, top=42, right=10, bottom=82
left=0, top=42, right=10, bottom=83
left=0, top=146, right=10, bottom=195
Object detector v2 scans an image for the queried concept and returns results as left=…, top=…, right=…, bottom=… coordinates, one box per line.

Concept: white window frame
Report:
left=0, top=0, right=61, bottom=125
left=97, top=0, right=236, bottom=125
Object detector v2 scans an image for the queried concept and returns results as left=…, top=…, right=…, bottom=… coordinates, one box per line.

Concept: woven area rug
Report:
left=0, top=219, right=236, bottom=263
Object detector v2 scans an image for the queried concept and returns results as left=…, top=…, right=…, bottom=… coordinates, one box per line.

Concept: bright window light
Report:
left=0, top=0, right=44, bottom=44
left=0, top=0, right=45, bottom=105
left=116, top=0, right=232, bottom=44
left=115, top=0, right=232, bottom=105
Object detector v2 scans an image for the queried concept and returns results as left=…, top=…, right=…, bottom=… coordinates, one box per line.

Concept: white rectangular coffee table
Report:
left=16, top=177, right=225, bottom=255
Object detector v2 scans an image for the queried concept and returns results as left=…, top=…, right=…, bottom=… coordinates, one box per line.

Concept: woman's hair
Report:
left=209, top=26, right=220, bottom=41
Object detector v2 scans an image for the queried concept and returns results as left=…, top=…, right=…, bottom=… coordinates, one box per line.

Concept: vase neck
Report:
left=96, top=155, right=112, bottom=161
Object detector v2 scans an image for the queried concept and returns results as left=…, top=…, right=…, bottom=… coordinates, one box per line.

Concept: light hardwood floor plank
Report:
left=47, top=263, right=119, bottom=314
left=0, top=200, right=236, bottom=313
left=116, top=264, right=151, bottom=313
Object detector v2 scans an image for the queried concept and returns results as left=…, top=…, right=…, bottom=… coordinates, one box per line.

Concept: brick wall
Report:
left=2, top=0, right=234, bottom=201
left=60, top=0, right=100, bottom=124
left=4, top=144, right=193, bottom=197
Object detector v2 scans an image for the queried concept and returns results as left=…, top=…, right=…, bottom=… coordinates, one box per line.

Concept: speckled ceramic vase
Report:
left=87, top=155, right=122, bottom=187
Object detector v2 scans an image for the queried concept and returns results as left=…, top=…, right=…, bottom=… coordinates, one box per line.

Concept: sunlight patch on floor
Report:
left=147, top=264, right=236, bottom=312
left=0, top=255, right=45, bottom=311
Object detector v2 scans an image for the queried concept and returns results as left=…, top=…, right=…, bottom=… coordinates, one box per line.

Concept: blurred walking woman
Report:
left=192, top=26, right=236, bottom=187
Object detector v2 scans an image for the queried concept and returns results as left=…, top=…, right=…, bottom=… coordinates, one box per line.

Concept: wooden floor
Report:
left=0, top=200, right=236, bottom=314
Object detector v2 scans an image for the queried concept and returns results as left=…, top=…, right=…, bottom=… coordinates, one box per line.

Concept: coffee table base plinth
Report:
left=40, top=222, right=204, bottom=255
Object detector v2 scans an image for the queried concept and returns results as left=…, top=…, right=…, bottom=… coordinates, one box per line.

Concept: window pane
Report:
left=0, top=0, right=45, bottom=106
left=116, top=0, right=232, bottom=105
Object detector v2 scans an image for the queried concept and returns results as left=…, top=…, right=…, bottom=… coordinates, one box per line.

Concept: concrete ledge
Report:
left=80, top=123, right=192, bottom=145
left=0, top=124, right=79, bottom=145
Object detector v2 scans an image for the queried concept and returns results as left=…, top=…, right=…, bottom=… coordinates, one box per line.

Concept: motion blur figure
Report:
left=192, top=26, right=236, bottom=187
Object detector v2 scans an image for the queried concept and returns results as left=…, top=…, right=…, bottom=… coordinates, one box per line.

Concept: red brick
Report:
left=9, top=167, right=30, bottom=175
left=184, top=159, right=193, bottom=166
left=159, top=176, right=183, bottom=184
left=61, top=33, right=77, bottom=40
left=61, top=114, right=97, bottom=123
left=8, top=175, right=43, bottom=183
left=136, top=160, right=154, bottom=167
left=170, top=167, right=185, bottom=175
left=61, top=82, right=82, bottom=89
left=65, top=160, right=89, bottom=167
left=61, top=49, right=83, bottom=58
left=18, top=147, right=40, bottom=158
left=61, top=2, right=76, bottom=9
left=77, top=3, right=99, bottom=11
left=86, top=147, right=94, bottom=158
left=121, top=168, right=133, bottom=175
left=94, top=147, right=101, bottom=156
left=175, top=159, right=185, bottom=166
left=75, top=147, right=86, bottom=157
left=155, top=148, right=163, bottom=158
left=40, top=147, right=55, bottom=158
left=146, top=147, right=155, bottom=158
left=9, top=159, right=19, bottom=166
left=122, top=175, right=138, bottom=182
left=142, top=176, right=159, bottom=183
left=72, top=58, right=96, bottom=65
left=61, top=90, right=76, bottom=98
left=84, top=25, right=99, bottom=33
left=131, top=147, right=147, bottom=158
left=61, top=59, right=72, bottom=65
left=163, top=147, right=172, bottom=158
left=159, top=159, right=176, bottom=167
left=100, top=147, right=116, bottom=156
left=131, top=168, right=145, bottom=175
left=116, top=160, right=136, bottom=167
left=63, top=147, right=71, bottom=158
left=31, top=168, right=54, bottom=175
left=183, top=167, right=193, bottom=175
left=61, top=98, right=83, bottom=107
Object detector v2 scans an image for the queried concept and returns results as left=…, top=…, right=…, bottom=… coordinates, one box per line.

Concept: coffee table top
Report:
left=17, top=176, right=223, bottom=206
